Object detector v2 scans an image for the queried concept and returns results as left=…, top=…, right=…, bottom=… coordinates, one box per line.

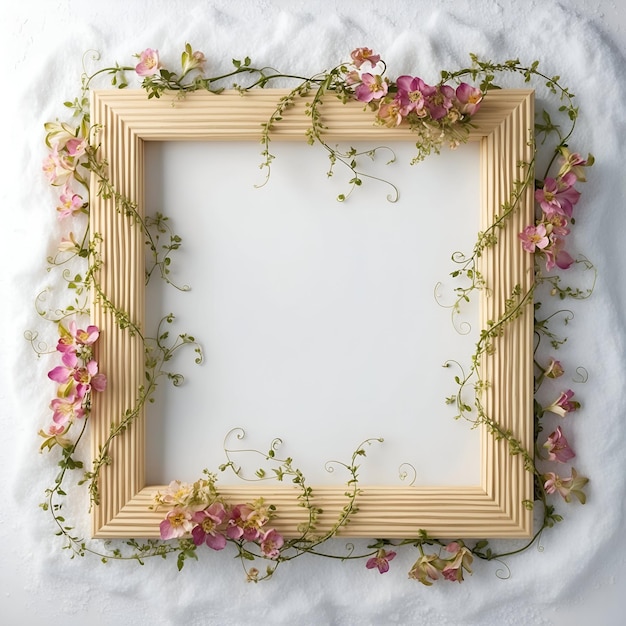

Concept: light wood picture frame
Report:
left=90, top=88, right=535, bottom=539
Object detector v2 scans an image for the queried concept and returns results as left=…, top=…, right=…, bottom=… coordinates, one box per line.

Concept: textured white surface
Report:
left=1, top=1, right=625, bottom=624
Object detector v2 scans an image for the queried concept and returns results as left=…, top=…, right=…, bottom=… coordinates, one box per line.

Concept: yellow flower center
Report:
left=170, top=512, right=187, bottom=527
left=174, top=488, right=188, bottom=500
left=201, top=518, right=216, bottom=533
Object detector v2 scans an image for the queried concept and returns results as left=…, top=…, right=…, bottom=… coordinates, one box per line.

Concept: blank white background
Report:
left=144, top=140, right=480, bottom=486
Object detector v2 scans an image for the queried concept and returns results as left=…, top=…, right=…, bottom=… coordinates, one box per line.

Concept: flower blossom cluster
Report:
left=519, top=147, right=593, bottom=271
left=155, top=478, right=284, bottom=560
left=135, top=44, right=207, bottom=78
left=345, top=48, right=483, bottom=153
left=42, top=120, right=91, bottom=266
left=368, top=541, right=473, bottom=584
left=537, top=358, right=588, bottom=504
left=410, top=542, right=474, bottom=584
left=40, top=321, right=106, bottom=450
left=43, top=122, right=89, bottom=224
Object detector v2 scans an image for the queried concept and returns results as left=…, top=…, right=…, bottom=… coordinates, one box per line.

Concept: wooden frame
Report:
left=90, top=88, right=534, bottom=539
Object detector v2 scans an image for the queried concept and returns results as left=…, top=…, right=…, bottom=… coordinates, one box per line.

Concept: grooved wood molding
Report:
left=90, top=89, right=534, bottom=539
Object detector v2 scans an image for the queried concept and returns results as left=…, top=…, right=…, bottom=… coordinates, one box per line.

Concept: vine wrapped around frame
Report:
left=33, top=43, right=594, bottom=583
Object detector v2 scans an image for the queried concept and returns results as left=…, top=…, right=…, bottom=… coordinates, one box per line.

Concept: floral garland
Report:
left=32, top=44, right=595, bottom=584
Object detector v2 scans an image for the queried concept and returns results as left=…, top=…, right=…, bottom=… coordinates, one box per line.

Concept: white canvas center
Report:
left=144, top=139, right=480, bottom=486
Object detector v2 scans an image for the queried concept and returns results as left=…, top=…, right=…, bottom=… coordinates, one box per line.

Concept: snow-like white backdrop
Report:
left=1, top=1, right=625, bottom=624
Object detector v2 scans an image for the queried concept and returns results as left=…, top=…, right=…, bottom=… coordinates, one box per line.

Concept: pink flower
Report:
left=48, top=350, right=79, bottom=385
left=70, top=321, right=100, bottom=347
left=555, top=248, right=575, bottom=269
left=227, top=504, right=262, bottom=541
left=455, top=83, right=483, bottom=115
left=441, top=542, right=473, bottom=582
left=191, top=502, right=227, bottom=550
left=160, top=507, right=194, bottom=539
left=519, top=223, right=550, bottom=253
left=45, top=421, right=70, bottom=437
left=376, top=98, right=404, bottom=127
left=350, top=47, right=381, bottom=69
left=544, top=426, right=576, bottom=463
left=260, top=529, right=284, bottom=559
left=535, top=173, right=581, bottom=218
left=72, top=360, right=107, bottom=398
left=65, top=138, right=87, bottom=158
left=344, top=69, right=361, bottom=86
left=546, top=213, right=570, bottom=238
left=408, top=553, right=443, bottom=586
left=354, top=73, right=388, bottom=103
left=56, top=332, right=76, bottom=355
left=543, top=389, right=580, bottom=417
left=50, top=393, right=85, bottom=427
left=365, top=548, right=396, bottom=574
left=396, top=75, right=433, bottom=117
left=544, top=468, right=588, bottom=504
left=544, top=236, right=575, bottom=271
left=425, top=84, right=455, bottom=120
left=544, top=245, right=574, bottom=272
left=56, top=184, right=84, bottom=219
left=55, top=320, right=100, bottom=354
left=43, top=147, right=73, bottom=185
left=544, top=358, right=564, bottom=379
left=135, top=48, right=161, bottom=76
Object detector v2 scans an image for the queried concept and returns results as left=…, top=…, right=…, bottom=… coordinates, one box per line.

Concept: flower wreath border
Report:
left=33, top=45, right=595, bottom=584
